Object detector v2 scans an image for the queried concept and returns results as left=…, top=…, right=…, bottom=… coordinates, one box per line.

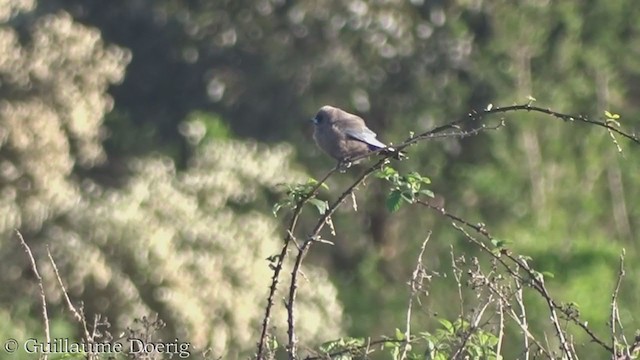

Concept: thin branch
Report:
left=304, top=338, right=405, bottom=360
left=450, top=246, right=465, bottom=319
left=451, top=298, right=492, bottom=360
left=520, top=257, right=574, bottom=360
left=47, top=248, right=84, bottom=324
left=417, top=200, right=615, bottom=354
left=389, top=103, right=639, bottom=157
left=507, top=252, right=614, bottom=354
left=256, top=166, right=338, bottom=359
left=417, top=200, right=526, bottom=284
left=266, top=102, right=640, bottom=359
left=479, top=264, right=552, bottom=358
left=484, top=104, right=640, bottom=145
left=46, top=247, right=94, bottom=354
left=400, top=232, right=432, bottom=360
left=610, top=250, right=626, bottom=359
left=621, top=335, right=640, bottom=360
left=16, top=230, right=50, bottom=360
left=496, top=298, right=505, bottom=358
left=348, top=113, right=508, bottom=164
left=287, top=159, right=386, bottom=358
left=515, top=283, right=531, bottom=360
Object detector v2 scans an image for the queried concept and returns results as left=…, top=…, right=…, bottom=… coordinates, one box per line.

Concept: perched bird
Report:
left=311, top=105, right=399, bottom=163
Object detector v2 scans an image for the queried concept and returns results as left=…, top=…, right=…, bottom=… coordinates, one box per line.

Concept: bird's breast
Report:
left=314, top=124, right=371, bottom=161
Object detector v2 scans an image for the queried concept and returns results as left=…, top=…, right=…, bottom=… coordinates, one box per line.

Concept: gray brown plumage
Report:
left=311, top=105, right=390, bottom=162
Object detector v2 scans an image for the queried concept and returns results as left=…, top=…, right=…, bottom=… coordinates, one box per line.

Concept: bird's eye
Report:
left=313, top=114, right=323, bottom=124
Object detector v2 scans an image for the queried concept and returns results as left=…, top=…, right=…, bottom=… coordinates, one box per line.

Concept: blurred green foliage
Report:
left=1, top=0, right=639, bottom=358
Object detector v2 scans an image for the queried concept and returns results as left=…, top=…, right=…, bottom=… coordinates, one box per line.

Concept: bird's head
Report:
left=312, top=105, right=339, bottom=126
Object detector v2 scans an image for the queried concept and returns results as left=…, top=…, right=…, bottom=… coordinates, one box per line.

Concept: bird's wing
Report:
left=344, top=127, right=387, bottom=149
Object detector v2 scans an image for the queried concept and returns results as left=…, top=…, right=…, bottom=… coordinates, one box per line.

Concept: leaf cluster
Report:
left=376, top=166, right=434, bottom=213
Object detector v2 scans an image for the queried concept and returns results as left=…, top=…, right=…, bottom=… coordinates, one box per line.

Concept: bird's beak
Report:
left=311, top=117, right=318, bottom=125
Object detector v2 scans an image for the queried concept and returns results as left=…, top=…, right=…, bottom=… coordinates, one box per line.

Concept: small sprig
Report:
left=604, top=110, right=623, bottom=153
left=273, top=178, right=329, bottom=216
left=376, top=165, right=434, bottom=212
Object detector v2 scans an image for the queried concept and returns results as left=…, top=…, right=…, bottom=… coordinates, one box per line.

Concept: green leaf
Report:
left=319, top=340, right=338, bottom=352
left=435, top=353, right=448, bottom=360
left=306, top=178, right=329, bottom=190
left=604, top=110, right=616, bottom=119
left=269, top=337, right=278, bottom=351
left=438, top=319, right=454, bottom=334
left=419, top=189, right=435, bottom=198
left=409, top=172, right=431, bottom=184
left=272, top=203, right=282, bottom=216
left=490, top=238, right=509, bottom=248
left=395, top=328, right=405, bottom=340
left=541, top=271, right=555, bottom=279
left=343, top=337, right=365, bottom=347
left=386, top=190, right=404, bottom=212
left=379, top=169, right=433, bottom=211
left=384, top=337, right=399, bottom=348
left=376, top=165, right=398, bottom=180
left=308, top=198, right=328, bottom=215
left=400, top=191, right=415, bottom=204
left=454, top=318, right=470, bottom=331
left=272, top=200, right=291, bottom=216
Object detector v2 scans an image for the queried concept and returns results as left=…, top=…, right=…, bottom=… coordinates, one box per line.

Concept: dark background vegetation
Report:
left=0, top=0, right=638, bottom=359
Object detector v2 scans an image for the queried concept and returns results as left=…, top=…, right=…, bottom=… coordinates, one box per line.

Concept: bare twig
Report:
left=477, top=263, right=552, bottom=358
left=287, top=159, right=386, bottom=358
left=16, top=230, right=50, bottom=360
left=266, top=102, right=640, bottom=359
left=400, top=232, right=432, bottom=360
left=610, top=250, right=626, bottom=359
left=418, top=200, right=615, bottom=355
left=496, top=299, right=505, bottom=359
left=392, top=103, right=639, bottom=157
left=256, top=167, right=338, bottom=359
left=484, top=104, right=640, bottom=145
left=351, top=103, right=639, bottom=168
left=621, top=335, right=640, bottom=360
left=519, top=257, right=574, bottom=359
left=46, top=247, right=96, bottom=358
left=515, top=283, right=531, bottom=360
left=450, top=247, right=465, bottom=319
left=507, top=253, right=614, bottom=354
left=451, top=298, right=492, bottom=360
left=303, top=338, right=405, bottom=360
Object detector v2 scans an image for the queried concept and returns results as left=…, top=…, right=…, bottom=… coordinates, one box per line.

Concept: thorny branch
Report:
left=611, top=251, right=627, bottom=359
left=46, top=247, right=101, bottom=359
left=286, top=157, right=387, bottom=359
left=303, top=338, right=405, bottom=360
left=16, top=230, right=50, bottom=360
left=417, top=199, right=616, bottom=356
left=400, top=232, right=432, bottom=360
left=258, top=103, right=639, bottom=359
left=256, top=167, right=338, bottom=359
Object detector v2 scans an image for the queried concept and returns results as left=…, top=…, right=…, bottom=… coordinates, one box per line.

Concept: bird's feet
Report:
left=337, top=159, right=353, bottom=173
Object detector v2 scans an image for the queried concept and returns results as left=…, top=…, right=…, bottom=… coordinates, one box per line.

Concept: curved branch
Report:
left=256, top=167, right=338, bottom=359
left=286, top=158, right=387, bottom=359
left=266, top=102, right=639, bottom=359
